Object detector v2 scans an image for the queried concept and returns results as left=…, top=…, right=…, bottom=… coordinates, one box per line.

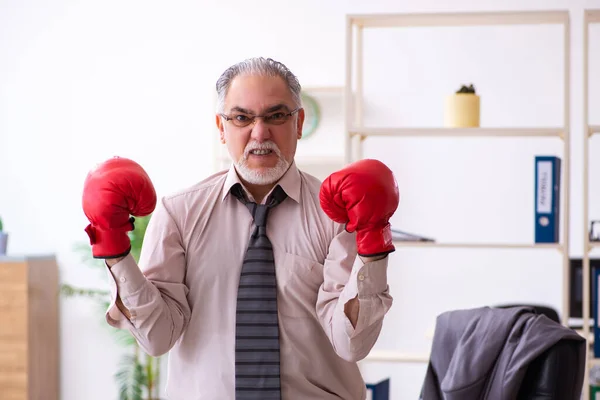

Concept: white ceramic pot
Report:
left=0, top=232, right=8, bottom=255
left=444, top=93, right=480, bottom=128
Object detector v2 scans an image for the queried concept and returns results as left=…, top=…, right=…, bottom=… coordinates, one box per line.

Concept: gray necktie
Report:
left=232, top=183, right=287, bottom=399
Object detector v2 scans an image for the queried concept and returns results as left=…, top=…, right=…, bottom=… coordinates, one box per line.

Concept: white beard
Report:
left=234, top=141, right=290, bottom=185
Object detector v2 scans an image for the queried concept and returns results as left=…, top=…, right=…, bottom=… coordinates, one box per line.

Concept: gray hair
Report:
left=215, top=57, right=302, bottom=113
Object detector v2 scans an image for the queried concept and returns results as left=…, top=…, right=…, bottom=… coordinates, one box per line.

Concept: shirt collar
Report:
left=221, top=161, right=302, bottom=204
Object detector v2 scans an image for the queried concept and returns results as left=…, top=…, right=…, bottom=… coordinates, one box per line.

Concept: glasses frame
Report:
left=220, top=107, right=301, bottom=128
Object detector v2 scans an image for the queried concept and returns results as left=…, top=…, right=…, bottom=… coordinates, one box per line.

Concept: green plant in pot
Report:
left=456, top=84, right=476, bottom=94
left=61, top=214, right=163, bottom=400
left=0, top=216, right=8, bottom=256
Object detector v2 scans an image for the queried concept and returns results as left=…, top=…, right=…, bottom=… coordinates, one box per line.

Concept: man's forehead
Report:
left=227, top=103, right=292, bottom=115
left=224, top=74, right=294, bottom=112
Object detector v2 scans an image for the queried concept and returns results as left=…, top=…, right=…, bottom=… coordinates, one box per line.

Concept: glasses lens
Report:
left=231, top=114, right=253, bottom=127
left=264, top=112, right=289, bottom=125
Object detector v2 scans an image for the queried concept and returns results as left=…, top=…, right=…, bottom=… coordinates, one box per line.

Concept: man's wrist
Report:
left=359, top=254, right=387, bottom=263
left=106, top=256, right=126, bottom=268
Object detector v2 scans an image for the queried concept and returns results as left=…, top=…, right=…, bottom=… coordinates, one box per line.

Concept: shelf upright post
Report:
left=582, top=6, right=591, bottom=362
left=353, top=23, right=364, bottom=163
left=562, top=11, right=571, bottom=329
left=582, top=9, right=600, bottom=400
left=344, top=15, right=354, bottom=166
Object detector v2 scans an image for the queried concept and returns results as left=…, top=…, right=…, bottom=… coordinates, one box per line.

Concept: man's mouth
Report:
left=249, top=149, right=273, bottom=156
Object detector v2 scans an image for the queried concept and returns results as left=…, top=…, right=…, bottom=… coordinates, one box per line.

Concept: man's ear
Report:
left=215, top=114, right=226, bottom=144
left=296, top=108, right=305, bottom=140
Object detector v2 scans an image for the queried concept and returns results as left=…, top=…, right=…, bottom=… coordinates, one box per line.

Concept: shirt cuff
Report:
left=107, top=253, right=147, bottom=298
left=356, top=256, right=389, bottom=297
left=342, top=256, right=389, bottom=337
left=104, top=253, right=147, bottom=327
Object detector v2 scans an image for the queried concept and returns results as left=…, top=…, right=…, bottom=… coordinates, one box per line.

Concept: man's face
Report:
left=216, top=74, right=304, bottom=186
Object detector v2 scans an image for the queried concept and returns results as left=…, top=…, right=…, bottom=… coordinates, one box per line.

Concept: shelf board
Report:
left=363, top=350, right=430, bottom=363
left=349, top=127, right=564, bottom=138
left=348, top=10, right=568, bottom=29
left=585, top=10, right=600, bottom=24
left=590, top=125, right=600, bottom=135
left=393, top=241, right=563, bottom=250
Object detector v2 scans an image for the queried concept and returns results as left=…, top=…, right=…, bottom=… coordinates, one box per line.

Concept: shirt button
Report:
left=358, top=274, right=365, bottom=281
left=120, top=277, right=127, bottom=283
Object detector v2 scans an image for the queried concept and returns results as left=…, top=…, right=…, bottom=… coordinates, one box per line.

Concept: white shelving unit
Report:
left=582, top=9, right=600, bottom=400
left=344, top=9, right=572, bottom=371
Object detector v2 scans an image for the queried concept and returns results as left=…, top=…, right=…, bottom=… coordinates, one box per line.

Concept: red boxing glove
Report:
left=319, top=159, right=399, bottom=257
left=82, top=156, right=157, bottom=259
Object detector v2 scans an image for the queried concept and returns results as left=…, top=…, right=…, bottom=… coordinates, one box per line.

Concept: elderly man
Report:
left=81, top=57, right=399, bottom=399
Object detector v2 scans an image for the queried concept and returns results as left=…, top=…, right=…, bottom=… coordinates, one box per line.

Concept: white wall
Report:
left=1, top=0, right=600, bottom=399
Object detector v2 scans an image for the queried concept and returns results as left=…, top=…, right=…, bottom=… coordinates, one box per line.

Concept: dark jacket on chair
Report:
left=420, top=306, right=586, bottom=399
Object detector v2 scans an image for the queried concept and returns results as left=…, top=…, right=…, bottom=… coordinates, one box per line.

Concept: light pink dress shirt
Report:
left=105, top=162, right=393, bottom=400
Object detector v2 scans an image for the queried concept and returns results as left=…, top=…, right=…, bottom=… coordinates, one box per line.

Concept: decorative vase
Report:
left=444, top=93, right=480, bottom=128
left=0, top=232, right=8, bottom=255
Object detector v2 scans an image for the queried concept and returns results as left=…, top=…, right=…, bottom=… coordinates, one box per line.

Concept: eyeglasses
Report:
left=220, top=108, right=301, bottom=128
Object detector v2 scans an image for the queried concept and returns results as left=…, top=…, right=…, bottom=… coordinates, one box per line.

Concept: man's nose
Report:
left=250, top=118, right=271, bottom=141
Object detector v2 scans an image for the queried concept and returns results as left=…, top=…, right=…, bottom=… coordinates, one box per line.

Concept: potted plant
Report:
left=444, top=83, right=480, bottom=128
left=0, top=216, right=8, bottom=256
left=61, top=215, right=163, bottom=399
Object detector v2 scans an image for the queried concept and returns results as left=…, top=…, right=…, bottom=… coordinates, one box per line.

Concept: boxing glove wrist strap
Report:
left=355, top=224, right=395, bottom=258
left=85, top=217, right=134, bottom=259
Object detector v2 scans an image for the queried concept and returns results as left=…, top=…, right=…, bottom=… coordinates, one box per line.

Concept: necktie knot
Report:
left=250, top=204, right=269, bottom=228
left=232, top=184, right=287, bottom=228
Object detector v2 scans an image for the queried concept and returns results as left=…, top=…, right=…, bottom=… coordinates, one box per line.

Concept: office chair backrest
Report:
left=516, top=339, right=583, bottom=399
left=420, top=305, right=586, bottom=399
left=493, top=305, right=583, bottom=399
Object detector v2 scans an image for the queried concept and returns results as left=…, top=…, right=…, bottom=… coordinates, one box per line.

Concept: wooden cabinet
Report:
left=0, top=255, right=59, bottom=400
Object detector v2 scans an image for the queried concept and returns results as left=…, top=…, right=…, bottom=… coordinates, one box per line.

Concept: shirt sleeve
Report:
left=315, top=225, right=393, bottom=362
left=104, top=197, right=191, bottom=357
